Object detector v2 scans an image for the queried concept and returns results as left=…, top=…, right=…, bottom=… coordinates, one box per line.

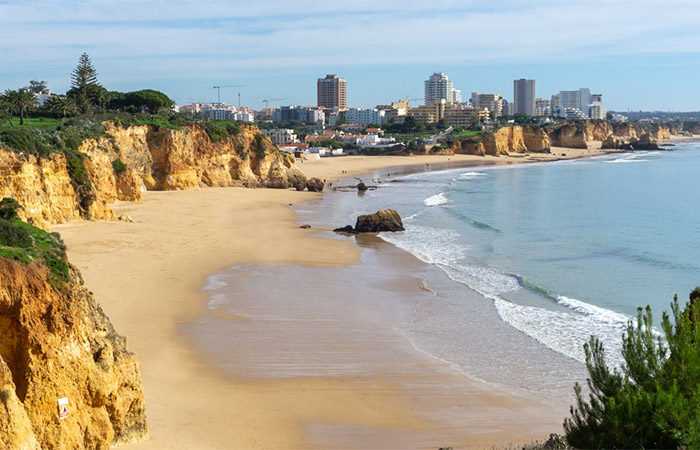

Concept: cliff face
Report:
left=0, top=123, right=302, bottom=229
left=550, top=123, right=592, bottom=148
left=0, top=258, right=147, bottom=449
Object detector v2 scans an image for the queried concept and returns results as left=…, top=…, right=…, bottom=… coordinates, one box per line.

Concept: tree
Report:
left=403, top=115, right=420, bottom=133
left=70, top=53, right=100, bottom=101
left=0, top=99, right=14, bottom=126
left=564, top=290, right=700, bottom=448
left=2, top=88, right=38, bottom=125
left=44, top=94, right=77, bottom=118
left=123, top=89, right=174, bottom=114
left=25, top=79, right=48, bottom=94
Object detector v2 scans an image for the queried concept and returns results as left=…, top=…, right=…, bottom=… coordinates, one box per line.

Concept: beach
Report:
left=56, top=147, right=618, bottom=449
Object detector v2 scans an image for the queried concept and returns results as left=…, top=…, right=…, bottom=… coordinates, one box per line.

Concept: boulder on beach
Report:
left=334, top=209, right=405, bottom=234
left=357, top=182, right=368, bottom=191
left=306, top=177, right=324, bottom=192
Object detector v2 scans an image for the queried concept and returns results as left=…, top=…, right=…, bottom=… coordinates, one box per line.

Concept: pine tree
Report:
left=564, top=290, right=700, bottom=448
left=70, top=53, right=100, bottom=99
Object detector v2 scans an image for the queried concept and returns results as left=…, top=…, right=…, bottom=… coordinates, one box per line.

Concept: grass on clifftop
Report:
left=0, top=198, right=69, bottom=285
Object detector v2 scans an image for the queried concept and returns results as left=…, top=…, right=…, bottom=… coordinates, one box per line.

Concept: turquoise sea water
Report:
left=310, top=143, right=700, bottom=369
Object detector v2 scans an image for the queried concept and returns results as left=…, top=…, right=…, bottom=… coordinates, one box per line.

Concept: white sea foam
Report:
left=495, top=298, right=626, bottom=367
left=424, top=192, right=448, bottom=206
left=460, top=171, right=487, bottom=179
left=380, top=224, right=466, bottom=265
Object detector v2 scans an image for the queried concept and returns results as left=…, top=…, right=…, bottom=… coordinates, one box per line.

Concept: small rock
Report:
left=333, top=225, right=356, bottom=234
left=299, top=224, right=311, bottom=229
left=357, top=182, right=368, bottom=191
left=118, top=214, right=134, bottom=223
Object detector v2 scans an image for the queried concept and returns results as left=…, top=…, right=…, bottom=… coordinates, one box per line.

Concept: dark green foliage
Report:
left=0, top=215, right=69, bottom=285
left=108, top=89, right=174, bottom=114
left=252, top=134, right=267, bottom=158
left=112, top=158, right=127, bottom=173
left=0, top=198, right=21, bottom=220
left=26, top=79, right=48, bottom=94
left=71, top=53, right=100, bottom=99
left=0, top=219, right=33, bottom=248
left=225, top=122, right=241, bottom=136
left=565, top=293, right=700, bottom=448
left=202, top=120, right=245, bottom=143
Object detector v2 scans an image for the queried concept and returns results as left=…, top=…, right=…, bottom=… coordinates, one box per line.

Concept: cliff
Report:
left=0, top=123, right=305, bottom=230
left=447, top=120, right=684, bottom=156
left=0, top=217, right=147, bottom=449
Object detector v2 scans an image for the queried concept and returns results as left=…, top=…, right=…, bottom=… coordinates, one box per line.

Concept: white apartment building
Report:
left=559, top=88, right=591, bottom=117
left=425, top=72, right=461, bottom=105
left=534, top=98, right=551, bottom=116
left=261, top=129, right=298, bottom=145
left=343, top=108, right=386, bottom=125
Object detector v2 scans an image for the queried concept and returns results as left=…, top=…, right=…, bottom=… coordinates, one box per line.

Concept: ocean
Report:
left=192, top=141, right=699, bottom=407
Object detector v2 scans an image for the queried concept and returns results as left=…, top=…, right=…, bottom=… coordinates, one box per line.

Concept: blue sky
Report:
left=2, top=0, right=700, bottom=111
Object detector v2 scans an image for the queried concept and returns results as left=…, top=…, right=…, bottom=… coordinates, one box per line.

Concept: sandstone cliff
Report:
left=0, top=123, right=304, bottom=230
left=0, top=255, right=147, bottom=449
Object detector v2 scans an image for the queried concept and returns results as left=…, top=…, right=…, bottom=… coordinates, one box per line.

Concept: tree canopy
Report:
left=565, top=290, right=700, bottom=448
left=71, top=53, right=100, bottom=98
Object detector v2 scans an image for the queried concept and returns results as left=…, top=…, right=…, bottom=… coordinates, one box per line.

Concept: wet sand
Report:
left=55, top=151, right=615, bottom=448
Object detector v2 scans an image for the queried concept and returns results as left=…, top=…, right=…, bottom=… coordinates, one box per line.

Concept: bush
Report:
left=564, top=290, right=700, bottom=448
left=0, top=197, right=21, bottom=220
left=0, top=219, right=33, bottom=248
left=112, top=158, right=127, bottom=173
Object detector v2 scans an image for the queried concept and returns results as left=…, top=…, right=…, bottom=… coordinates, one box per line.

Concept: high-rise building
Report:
left=470, top=92, right=503, bottom=117
left=317, top=74, right=347, bottom=109
left=424, top=72, right=460, bottom=105
left=559, top=88, right=591, bottom=117
left=513, top=79, right=536, bottom=116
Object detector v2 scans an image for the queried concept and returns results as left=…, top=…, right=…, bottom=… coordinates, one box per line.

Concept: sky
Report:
left=2, top=0, right=700, bottom=111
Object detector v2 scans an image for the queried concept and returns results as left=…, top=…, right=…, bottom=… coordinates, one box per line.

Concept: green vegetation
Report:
left=451, top=128, right=481, bottom=139
left=565, top=290, right=700, bottom=448
left=112, top=158, right=127, bottom=173
left=0, top=197, right=70, bottom=285
left=201, top=120, right=244, bottom=143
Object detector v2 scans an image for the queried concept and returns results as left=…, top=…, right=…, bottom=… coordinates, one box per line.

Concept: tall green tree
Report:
left=45, top=94, right=77, bottom=118
left=564, top=290, right=700, bottom=448
left=25, top=79, right=48, bottom=94
left=2, top=88, right=38, bottom=125
left=70, top=53, right=100, bottom=101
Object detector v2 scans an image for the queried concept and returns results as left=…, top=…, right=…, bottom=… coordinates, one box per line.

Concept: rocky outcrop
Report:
left=335, top=209, right=404, bottom=233
left=602, top=133, right=659, bottom=150
left=0, top=123, right=306, bottom=230
left=0, top=257, right=147, bottom=449
left=306, top=177, right=324, bottom=192
left=522, top=125, right=551, bottom=152
left=481, top=126, right=528, bottom=155
left=550, top=123, right=591, bottom=148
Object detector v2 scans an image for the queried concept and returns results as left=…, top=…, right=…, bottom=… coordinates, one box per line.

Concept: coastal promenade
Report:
left=56, top=146, right=618, bottom=448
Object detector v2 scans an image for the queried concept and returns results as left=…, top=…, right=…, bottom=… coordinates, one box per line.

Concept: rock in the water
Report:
left=306, top=177, right=324, bottom=192
left=333, top=225, right=356, bottom=234
left=299, top=224, right=311, bottom=229
left=354, top=209, right=404, bottom=233
left=357, top=182, right=368, bottom=191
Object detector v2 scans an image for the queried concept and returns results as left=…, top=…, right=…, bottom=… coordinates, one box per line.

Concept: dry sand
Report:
left=55, top=149, right=618, bottom=449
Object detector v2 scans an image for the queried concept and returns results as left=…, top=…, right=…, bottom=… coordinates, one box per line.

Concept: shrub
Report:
left=0, top=219, right=33, bottom=248
left=112, top=158, right=127, bottom=173
left=564, top=290, right=700, bottom=448
left=0, top=197, right=21, bottom=220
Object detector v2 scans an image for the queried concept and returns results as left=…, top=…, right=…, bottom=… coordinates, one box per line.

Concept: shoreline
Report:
left=55, top=143, right=671, bottom=448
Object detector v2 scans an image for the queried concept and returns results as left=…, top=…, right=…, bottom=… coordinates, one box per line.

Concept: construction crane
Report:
left=213, top=85, right=244, bottom=104
left=262, top=97, right=285, bottom=109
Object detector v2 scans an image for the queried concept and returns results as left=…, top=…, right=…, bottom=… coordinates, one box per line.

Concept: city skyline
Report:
left=2, top=1, right=700, bottom=111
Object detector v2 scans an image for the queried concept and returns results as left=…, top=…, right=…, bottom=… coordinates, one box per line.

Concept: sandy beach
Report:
left=56, top=148, right=618, bottom=449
